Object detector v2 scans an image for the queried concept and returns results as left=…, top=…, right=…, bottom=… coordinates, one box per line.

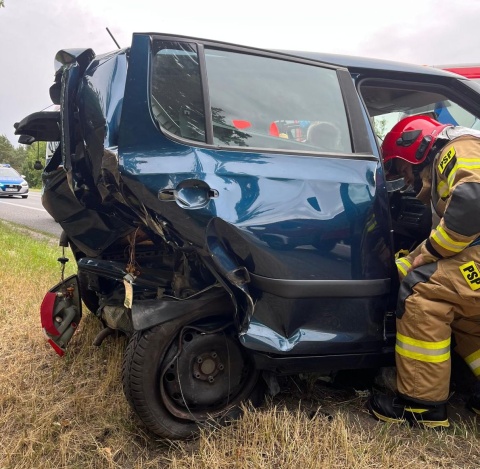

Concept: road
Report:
left=0, top=191, right=62, bottom=237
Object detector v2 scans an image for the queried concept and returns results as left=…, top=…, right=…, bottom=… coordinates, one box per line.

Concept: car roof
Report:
left=280, top=50, right=463, bottom=78
left=135, top=32, right=461, bottom=79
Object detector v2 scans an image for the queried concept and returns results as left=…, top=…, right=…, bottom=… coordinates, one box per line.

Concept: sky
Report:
left=1, top=0, right=480, bottom=147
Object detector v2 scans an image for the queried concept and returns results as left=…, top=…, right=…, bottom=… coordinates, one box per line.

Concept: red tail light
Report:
left=40, top=291, right=60, bottom=336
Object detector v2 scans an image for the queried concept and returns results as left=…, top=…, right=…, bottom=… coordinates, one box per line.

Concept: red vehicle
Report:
left=436, top=64, right=480, bottom=82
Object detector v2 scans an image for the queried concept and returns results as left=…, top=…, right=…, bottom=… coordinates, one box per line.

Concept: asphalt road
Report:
left=0, top=191, right=62, bottom=237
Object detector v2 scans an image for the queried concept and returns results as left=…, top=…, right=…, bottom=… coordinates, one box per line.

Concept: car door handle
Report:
left=158, top=180, right=218, bottom=209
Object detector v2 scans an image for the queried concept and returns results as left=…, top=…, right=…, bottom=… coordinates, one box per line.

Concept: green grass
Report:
left=1, top=220, right=480, bottom=468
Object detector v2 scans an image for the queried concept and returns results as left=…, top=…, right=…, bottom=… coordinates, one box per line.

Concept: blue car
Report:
left=14, top=33, right=480, bottom=439
left=0, top=163, right=28, bottom=198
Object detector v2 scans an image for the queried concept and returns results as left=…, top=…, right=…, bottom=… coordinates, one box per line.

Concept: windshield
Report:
left=360, top=81, right=480, bottom=141
left=0, top=167, right=20, bottom=178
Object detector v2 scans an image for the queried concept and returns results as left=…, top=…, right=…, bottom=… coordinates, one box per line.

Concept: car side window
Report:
left=150, top=41, right=352, bottom=153
left=151, top=41, right=206, bottom=142
left=204, top=49, right=352, bottom=153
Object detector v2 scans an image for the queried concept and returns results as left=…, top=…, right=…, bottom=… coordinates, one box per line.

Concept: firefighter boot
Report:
left=466, top=381, right=480, bottom=415
left=368, top=394, right=450, bottom=428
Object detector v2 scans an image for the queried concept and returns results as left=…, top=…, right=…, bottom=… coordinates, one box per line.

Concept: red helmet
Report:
left=382, top=115, right=450, bottom=165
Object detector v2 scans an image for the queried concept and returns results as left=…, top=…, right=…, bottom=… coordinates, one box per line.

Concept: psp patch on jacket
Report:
left=459, top=261, right=480, bottom=291
left=438, top=146, right=457, bottom=175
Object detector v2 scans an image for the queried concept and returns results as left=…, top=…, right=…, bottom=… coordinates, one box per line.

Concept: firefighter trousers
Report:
left=395, top=245, right=480, bottom=404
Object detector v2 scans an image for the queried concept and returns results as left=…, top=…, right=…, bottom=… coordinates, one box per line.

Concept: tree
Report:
left=0, top=135, right=23, bottom=169
left=0, top=1, right=4, bottom=8
left=373, top=117, right=388, bottom=140
left=22, top=142, right=45, bottom=189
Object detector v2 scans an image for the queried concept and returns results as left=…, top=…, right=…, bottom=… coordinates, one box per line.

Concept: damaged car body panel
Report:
left=116, top=35, right=394, bottom=356
left=15, top=32, right=480, bottom=438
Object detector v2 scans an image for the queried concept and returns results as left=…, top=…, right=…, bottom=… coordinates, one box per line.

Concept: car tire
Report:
left=122, top=312, right=264, bottom=439
left=21, top=195, right=28, bottom=199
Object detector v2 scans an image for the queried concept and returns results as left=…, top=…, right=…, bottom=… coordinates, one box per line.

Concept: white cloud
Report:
left=1, top=0, right=479, bottom=146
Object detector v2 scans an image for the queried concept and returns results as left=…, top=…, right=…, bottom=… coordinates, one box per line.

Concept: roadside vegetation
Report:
left=1, top=219, right=480, bottom=468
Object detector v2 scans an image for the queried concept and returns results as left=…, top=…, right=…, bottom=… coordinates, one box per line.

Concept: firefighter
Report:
left=368, top=115, right=480, bottom=428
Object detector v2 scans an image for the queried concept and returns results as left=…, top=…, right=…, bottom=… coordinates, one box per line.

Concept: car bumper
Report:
left=0, top=187, right=29, bottom=196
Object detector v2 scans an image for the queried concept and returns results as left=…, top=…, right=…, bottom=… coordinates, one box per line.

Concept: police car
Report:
left=0, top=164, right=29, bottom=198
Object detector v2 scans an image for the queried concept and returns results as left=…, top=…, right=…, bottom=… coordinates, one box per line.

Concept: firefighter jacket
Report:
left=393, top=130, right=480, bottom=403
left=396, top=131, right=480, bottom=278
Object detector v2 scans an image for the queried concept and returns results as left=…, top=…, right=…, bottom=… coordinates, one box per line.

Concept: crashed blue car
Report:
left=14, top=32, right=480, bottom=439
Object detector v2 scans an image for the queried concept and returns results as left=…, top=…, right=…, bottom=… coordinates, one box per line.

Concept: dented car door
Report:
left=117, top=34, right=395, bottom=356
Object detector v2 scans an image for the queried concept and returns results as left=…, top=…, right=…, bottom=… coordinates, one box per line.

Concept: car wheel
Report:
left=21, top=195, right=28, bottom=199
left=122, top=313, right=264, bottom=439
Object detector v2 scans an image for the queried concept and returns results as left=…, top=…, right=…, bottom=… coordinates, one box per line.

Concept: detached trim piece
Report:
left=14, top=111, right=61, bottom=143
left=249, top=273, right=390, bottom=298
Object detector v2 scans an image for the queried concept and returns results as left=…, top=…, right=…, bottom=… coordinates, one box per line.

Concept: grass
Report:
left=1, top=219, right=480, bottom=468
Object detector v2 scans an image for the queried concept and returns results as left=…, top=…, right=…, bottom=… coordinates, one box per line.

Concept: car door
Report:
left=118, top=33, right=395, bottom=356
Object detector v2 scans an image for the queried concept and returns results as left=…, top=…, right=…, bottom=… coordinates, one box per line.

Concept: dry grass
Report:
left=166, top=404, right=480, bottom=469
left=1, top=219, right=480, bottom=468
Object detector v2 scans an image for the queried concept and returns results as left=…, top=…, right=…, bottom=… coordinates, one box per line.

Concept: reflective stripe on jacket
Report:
left=421, top=134, right=480, bottom=261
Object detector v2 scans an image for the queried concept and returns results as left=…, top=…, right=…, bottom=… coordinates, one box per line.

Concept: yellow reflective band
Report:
left=396, top=333, right=450, bottom=363
left=459, top=261, right=480, bottom=291
left=443, top=159, right=480, bottom=187
left=438, top=146, right=456, bottom=174
left=404, top=407, right=428, bottom=414
left=465, top=358, right=480, bottom=376
left=397, top=332, right=450, bottom=350
left=442, top=157, right=480, bottom=189
left=465, top=349, right=480, bottom=376
left=437, top=180, right=450, bottom=198
left=396, top=258, right=411, bottom=277
left=465, top=348, right=480, bottom=365
left=432, top=226, right=470, bottom=253
left=447, top=164, right=459, bottom=189
left=396, top=257, right=412, bottom=268
left=395, top=345, right=450, bottom=363
left=370, top=408, right=406, bottom=424
left=467, top=361, right=480, bottom=377
left=456, top=157, right=480, bottom=169
left=366, top=220, right=377, bottom=233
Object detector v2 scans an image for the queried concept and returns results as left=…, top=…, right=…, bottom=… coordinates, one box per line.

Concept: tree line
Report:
left=0, top=135, right=45, bottom=188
